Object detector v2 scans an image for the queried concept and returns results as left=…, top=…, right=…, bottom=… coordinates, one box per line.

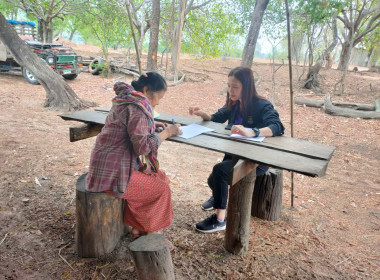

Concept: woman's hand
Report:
left=158, top=123, right=182, bottom=142
left=189, top=106, right=202, bottom=116
left=231, top=125, right=255, bottom=137
left=166, top=124, right=182, bottom=137
left=189, top=107, right=211, bottom=121
left=155, top=121, right=168, bottom=132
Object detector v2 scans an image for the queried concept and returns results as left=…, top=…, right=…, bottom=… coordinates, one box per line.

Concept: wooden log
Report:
left=128, top=234, right=175, bottom=280
left=225, top=159, right=257, bottom=255
left=295, top=97, right=324, bottom=108
left=69, top=123, right=103, bottom=142
left=76, top=173, right=125, bottom=258
left=295, top=96, right=376, bottom=111
left=375, top=100, right=380, bottom=112
left=324, top=94, right=380, bottom=119
left=251, top=169, right=283, bottom=221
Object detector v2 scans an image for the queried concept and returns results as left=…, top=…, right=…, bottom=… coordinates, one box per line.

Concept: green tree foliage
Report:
left=76, top=0, right=130, bottom=61
left=182, top=2, right=242, bottom=57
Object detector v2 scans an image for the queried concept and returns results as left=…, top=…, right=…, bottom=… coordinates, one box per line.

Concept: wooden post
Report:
left=225, top=159, right=257, bottom=255
left=129, top=234, right=175, bottom=280
left=75, top=173, right=126, bottom=258
left=251, top=168, right=283, bottom=221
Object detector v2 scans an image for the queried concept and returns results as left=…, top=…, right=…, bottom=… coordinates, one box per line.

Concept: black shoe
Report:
left=195, top=214, right=226, bottom=233
left=201, top=196, right=214, bottom=211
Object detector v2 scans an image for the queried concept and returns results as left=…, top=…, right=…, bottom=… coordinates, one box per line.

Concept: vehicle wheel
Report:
left=22, top=67, right=40, bottom=85
left=88, top=58, right=103, bottom=75
left=63, top=74, right=78, bottom=80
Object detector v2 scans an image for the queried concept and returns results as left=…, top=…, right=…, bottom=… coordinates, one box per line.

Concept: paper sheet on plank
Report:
left=230, top=134, right=265, bottom=142
left=177, top=123, right=215, bottom=139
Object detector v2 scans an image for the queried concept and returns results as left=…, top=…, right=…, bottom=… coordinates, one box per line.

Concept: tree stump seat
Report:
left=252, top=168, right=283, bottom=221
left=75, top=173, right=126, bottom=258
left=129, top=234, right=175, bottom=280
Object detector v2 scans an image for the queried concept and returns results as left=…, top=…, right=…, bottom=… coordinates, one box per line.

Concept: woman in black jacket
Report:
left=189, top=66, right=285, bottom=233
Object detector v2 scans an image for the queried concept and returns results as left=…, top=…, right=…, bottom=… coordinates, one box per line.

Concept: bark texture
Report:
left=252, top=169, right=283, bottom=221
left=171, top=0, right=186, bottom=75
left=241, top=0, right=269, bottom=68
left=147, top=0, right=160, bottom=71
left=75, top=174, right=126, bottom=258
left=129, top=234, right=175, bottom=280
left=225, top=169, right=256, bottom=255
left=0, top=13, right=94, bottom=111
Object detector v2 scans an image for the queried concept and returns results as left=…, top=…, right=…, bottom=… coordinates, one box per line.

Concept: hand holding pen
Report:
left=168, top=118, right=182, bottom=136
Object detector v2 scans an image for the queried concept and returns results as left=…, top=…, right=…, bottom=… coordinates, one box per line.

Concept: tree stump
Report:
left=251, top=168, right=283, bottom=221
left=128, top=234, right=175, bottom=280
left=76, top=173, right=125, bottom=258
left=225, top=160, right=257, bottom=255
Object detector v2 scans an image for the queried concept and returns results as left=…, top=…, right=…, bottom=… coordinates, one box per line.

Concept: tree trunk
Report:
left=304, top=17, right=338, bottom=89
left=0, top=13, right=95, bottom=111
left=337, top=40, right=354, bottom=71
left=365, top=46, right=374, bottom=67
left=241, top=0, right=269, bottom=68
left=147, top=0, right=160, bottom=71
left=38, top=19, right=45, bottom=42
left=46, top=19, right=53, bottom=43
left=125, top=1, right=142, bottom=74
left=69, top=29, right=76, bottom=41
left=171, top=0, right=186, bottom=77
left=129, top=234, right=175, bottom=280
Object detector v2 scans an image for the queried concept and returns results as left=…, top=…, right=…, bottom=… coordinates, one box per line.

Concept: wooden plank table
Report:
left=60, top=109, right=335, bottom=254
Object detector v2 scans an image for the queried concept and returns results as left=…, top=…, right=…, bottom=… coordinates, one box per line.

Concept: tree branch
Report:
left=185, top=0, right=212, bottom=15
left=354, top=20, right=380, bottom=45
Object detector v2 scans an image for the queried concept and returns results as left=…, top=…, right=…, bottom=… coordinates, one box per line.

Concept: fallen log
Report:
left=375, top=100, right=380, bottom=112
left=324, top=95, right=380, bottom=119
left=119, top=68, right=140, bottom=78
left=168, top=73, right=186, bottom=87
left=296, top=97, right=376, bottom=111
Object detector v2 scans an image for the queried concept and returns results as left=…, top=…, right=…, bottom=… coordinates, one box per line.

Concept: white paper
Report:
left=177, top=123, right=215, bottom=139
left=230, top=134, right=265, bottom=142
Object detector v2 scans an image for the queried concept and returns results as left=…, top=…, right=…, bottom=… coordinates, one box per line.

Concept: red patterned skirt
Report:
left=116, top=169, right=173, bottom=233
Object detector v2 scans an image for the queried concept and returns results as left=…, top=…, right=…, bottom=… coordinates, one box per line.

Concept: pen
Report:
left=172, top=118, right=175, bottom=124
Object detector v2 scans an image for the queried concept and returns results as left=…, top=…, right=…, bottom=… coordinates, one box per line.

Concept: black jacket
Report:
left=211, top=98, right=285, bottom=136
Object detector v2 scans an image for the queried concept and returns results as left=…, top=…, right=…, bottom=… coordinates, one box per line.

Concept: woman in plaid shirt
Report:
left=86, top=72, right=182, bottom=239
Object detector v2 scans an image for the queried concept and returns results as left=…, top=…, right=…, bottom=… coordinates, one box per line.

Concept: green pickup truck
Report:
left=0, top=19, right=82, bottom=85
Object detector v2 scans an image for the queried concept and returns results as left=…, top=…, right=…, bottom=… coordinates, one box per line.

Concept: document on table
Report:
left=177, top=123, right=215, bottom=139
left=230, top=134, right=265, bottom=142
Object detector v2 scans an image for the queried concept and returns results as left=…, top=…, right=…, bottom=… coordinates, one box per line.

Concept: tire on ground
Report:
left=63, top=74, right=78, bottom=80
left=88, top=58, right=102, bottom=75
left=22, top=67, right=40, bottom=85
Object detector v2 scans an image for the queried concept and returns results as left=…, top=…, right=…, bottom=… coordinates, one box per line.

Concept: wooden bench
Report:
left=60, top=109, right=335, bottom=255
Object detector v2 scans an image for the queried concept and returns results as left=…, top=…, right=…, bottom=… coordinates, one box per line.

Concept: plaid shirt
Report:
left=86, top=103, right=160, bottom=196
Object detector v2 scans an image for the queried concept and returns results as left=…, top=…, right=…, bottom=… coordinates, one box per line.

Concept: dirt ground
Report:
left=0, top=44, right=379, bottom=280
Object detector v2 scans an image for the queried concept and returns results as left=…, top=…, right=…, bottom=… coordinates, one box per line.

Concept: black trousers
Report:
left=208, top=155, right=268, bottom=209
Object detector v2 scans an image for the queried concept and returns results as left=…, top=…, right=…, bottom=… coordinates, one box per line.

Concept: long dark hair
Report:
left=226, top=67, right=265, bottom=117
left=131, top=72, right=167, bottom=93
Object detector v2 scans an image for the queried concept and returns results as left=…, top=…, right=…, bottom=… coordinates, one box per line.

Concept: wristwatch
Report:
left=253, top=127, right=260, bottom=137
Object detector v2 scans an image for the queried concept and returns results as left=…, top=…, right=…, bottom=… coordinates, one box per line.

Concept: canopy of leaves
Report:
left=182, top=2, right=242, bottom=57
